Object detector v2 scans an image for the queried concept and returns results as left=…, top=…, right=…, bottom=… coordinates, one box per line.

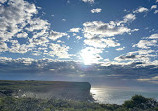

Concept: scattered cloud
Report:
left=0, top=0, right=158, bottom=82
left=137, top=76, right=158, bottom=84
left=67, top=0, right=70, bottom=4
left=148, top=33, right=158, bottom=39
left=76, top=36, right=82, bottom=40
left=83, top=21, right=131, bottom=39
left=29, top=37, right=49, bottom=46
left=84, top=38, right=120, bottom=48
left=62, top=19, right=66, bottom=21
left=115, top=54, right=151, bottom=65
left=69, top=28, right=81, bottom=32
left=51, top=14, right=55, bottom=17
left=48, top=43, right=71, bottom=59
left=82, top=0, right=94, bottom=4
left=0, top=0, right=7, bottom=3
left=154, top=10, right=158, bottom=14
left=133, top=7, right=148, bottom=13
left=116, top=47, right=125, bottom=51
left=114, top=47, right=158, bottom=68
left=0, top=0, right=77, bottom=59
left=25, top=18, right=49, bottom=32
left=16, top=32, right=28, bottom=38
left=128, top=49, right=155, bottom=55
left=151, top=5, right=157, bottom=9
left=91, top=8, right=102, bottom=13
left=115, top=54, right=138, bottom=61
left=82, top=13, right=138, bottom=49
left=0, top=42, right=8, bottom=52
left=49, top=30, right=67, bottom=41
left=0, top=0, right=37, bottom=41
left=123, top=14, right=136, bottom=22
left=133, top=40, right=157, bottom=49
left=0, top=57, right=157, bottom=80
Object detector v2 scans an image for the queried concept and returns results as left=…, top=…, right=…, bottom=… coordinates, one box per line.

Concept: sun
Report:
left=80, top=47, right=101, bottom=65
left=80, top=50, right=95, bottom=65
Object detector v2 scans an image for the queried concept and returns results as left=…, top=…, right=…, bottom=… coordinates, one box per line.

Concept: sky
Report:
left=0, top=0, right=158, bottom=88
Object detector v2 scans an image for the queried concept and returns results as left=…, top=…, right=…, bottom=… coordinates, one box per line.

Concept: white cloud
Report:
left=114, top=54, right=150, bottom=63
left=156, top=0, right=158, bottom=2
left=138, top=76, right=158, bottom=81
left=0, top=56, right=157, bottom=80
left=25, top=18, right=49, bottom=32
left=0, top=57, right=12, bottom=62
left=84, top=38, right=120, bottom=48
left=57, top=40, right=65, bottom=43
left=0, top=0, right=38, bottom=41
left=62, top=19, right=66, bottom=21
left=116, top=47, right=125, bottom=51
left=133, top=34, right=158, bottom=50
left=0, top=0, right=7, bottom=3
left=151, top=5, right=157, bottom=9
left=69, top=28, right=81, bottom=32
left=0, top=0, right=57, bottom=55
left=133, top=7, right=148, bottom=13
left=83, top=21, right=131, bottom=39
left=154, top=10, right=158, bottom=14
left=148, top=33, right=158, bottom=39
left=82, top=13, right=138, bottom=48
left=32, top=30, right=48, bottom=39
left=123, top=14, right=136, bottom=22
left=116, top=14, right=136, bottom=25
left=82, top=0, right=94, bottom=4
left=8, top=40, right=32, bottom=54
left=49, top=30, right=67, bottom=41
left=114, top=47, right=158, bottom=65
left=29, top=37, right=49, bottom=46
left=16, top=32, right=28, bottom=38
left=133, top=40, right=157, bottom=49
left=67, top=0, right=70, bottom=4
left=9, top=44, right=30, bottom=54
left=0, top=42, right=8, bottom=52
left=72, top=33, right=77, bottom=36
left=48, top=43, right=71, bottom=58
left=128, top=49, right=155, bottom=55
left=91, top=8, right=102, bottom=13
left=76, top=36, right=82, bottom=40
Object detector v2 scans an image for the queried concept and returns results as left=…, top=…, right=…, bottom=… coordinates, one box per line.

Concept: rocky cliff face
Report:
left=0, top=80, right=93, bottom=101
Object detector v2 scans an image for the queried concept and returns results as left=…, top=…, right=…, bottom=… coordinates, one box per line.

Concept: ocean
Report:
left=91, top=87, right=158, bottom=105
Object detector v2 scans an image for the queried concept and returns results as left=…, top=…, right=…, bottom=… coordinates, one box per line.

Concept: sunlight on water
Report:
left=91, top=88, right=112, bottom=103
left=91, top=87, right=158, bottom=105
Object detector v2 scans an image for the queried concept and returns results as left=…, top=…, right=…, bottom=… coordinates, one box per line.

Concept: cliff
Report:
left=0, top=80, right=93, bottom=101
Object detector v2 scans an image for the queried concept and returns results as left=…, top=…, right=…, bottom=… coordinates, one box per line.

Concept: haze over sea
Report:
left=91, top=87, right=158, bottom=105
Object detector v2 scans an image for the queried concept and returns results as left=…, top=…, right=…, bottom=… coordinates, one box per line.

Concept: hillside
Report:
left=0, top=95, right=158, bottom=111
left=0, top=80, right=93, bottom=101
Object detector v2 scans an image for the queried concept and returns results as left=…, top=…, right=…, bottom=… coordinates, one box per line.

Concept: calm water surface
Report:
left=91, top=87, right=158, bottom=105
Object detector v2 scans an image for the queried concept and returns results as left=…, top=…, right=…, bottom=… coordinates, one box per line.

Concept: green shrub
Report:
left=0, top=95, right=158, bottom=111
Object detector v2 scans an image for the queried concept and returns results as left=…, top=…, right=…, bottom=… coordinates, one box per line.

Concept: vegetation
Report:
left=0, top=95, right=158, bottom=111
left=0, top=80, right=93, bottom=101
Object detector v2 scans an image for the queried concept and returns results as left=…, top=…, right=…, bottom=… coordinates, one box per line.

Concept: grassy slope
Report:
left=0, top=80, right=91, bottom=92
left=0, top=95, right=158, bottom=111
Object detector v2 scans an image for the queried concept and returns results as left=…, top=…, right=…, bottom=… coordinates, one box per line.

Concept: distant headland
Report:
left=0, top=80, right=93, bottom=101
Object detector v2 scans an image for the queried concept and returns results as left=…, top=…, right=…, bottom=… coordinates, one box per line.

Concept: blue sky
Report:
left=0, top=0, right=158, bottom=87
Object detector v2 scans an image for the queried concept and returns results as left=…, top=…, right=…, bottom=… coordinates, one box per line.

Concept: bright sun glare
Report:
left=80, top=47, right=101, bottom=65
